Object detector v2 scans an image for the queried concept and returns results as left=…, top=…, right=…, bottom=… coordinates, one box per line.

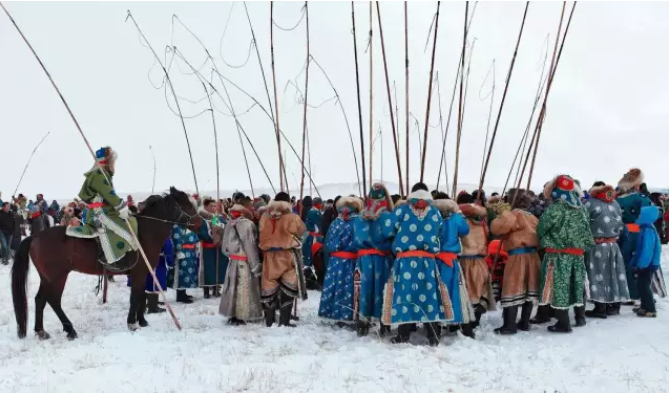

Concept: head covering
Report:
left=336, top=196, right=362, bottom=221
left=544, top=174, right=583, bottom=208
left=507, top=188, right=531, bottom=210
left=86, top=146, right=117, bottom=175
left=274, top=192, right=291, bottom=203
left=589, top=184, right=616, bottom=203
left=363, top=182, right=393, bottom=218
left=456, top=192, right=474, bottom=205
left=618, top=168, right=644, bottom=194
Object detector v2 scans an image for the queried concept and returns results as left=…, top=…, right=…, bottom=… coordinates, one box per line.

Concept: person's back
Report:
left=632, top=205, right=662, bottom=317
left=259, top=200, right=305, bottom=251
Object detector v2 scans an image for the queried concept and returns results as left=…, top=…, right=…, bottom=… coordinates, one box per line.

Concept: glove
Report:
left=118, top=205, right=130, bottom=220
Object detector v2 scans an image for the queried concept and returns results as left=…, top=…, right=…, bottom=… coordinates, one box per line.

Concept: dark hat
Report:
left=275, top=192, right=291, bottom=203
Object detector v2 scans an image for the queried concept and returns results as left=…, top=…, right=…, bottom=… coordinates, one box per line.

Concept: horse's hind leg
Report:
left=34, top=280, right=50, bottom=340
left=127, top=276, right=147, bottom=330
left=46, top=274, right=78, bottom=340
left=137, top=291, right=148, bottom=328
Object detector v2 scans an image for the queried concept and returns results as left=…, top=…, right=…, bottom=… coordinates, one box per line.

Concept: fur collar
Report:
left=336, top=196, right=363, bottom=212
left=589, top=184, right=614, bottom=196
left=407, top=189, right=433, bottom=201
left=230, top=204, right=253, bottom=220
left=590, top=184, right=616, bottom=203
left=268, top=200, right=293, bottom=214
left=433, top=199, right=460, bottom=217
left=618, top=168, right=644, bottom=194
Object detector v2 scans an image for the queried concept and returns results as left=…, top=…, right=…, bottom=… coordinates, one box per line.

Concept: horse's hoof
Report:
left=66, top=332, right=78, bottom=341
left=138, top=320, right=149, bottom=328
left=36, top=330, right=50, bottom=340
left=127, top=323, right=140, bottom=331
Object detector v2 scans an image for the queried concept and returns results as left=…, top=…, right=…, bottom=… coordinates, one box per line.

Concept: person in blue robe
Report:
left=381, top=183, right=454, bottom=346
left=301, top=196, right=323, bottom=288
left=318, top=196, right=362, bottom=324
left=353, top=183, right=394, bottom=336
left=169, top=224, right=200, bottom=303
left=127, top=238, right=173, bottom=313
left=197, top=199, right=229, bottom=298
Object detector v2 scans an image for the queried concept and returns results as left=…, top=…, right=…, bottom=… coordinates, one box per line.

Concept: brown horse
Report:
left=11, top=187, right=202, bottom=340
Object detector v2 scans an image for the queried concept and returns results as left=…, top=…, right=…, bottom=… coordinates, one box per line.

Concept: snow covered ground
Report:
left=1, top=249, right=669, bottom=393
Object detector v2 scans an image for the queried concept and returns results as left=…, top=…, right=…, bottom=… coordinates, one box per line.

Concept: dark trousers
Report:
left=0, top=231, right=12, bottom=261
left=637, top=268, right=656, bottom=313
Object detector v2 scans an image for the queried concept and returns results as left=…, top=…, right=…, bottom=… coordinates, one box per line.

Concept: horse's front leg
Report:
left=127, top=276, right=145, bottom=331
left=137, top=291, right=148, bottom=328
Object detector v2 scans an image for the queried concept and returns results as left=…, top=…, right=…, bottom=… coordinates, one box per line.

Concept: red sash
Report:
left=358, top=249, right=389, bottom=257
left=88, top=202, right=105, bottom=209
left=182, top=244, right=196, bottom=250
left=545, top=248, right=584, bottom=256
left=435, top=252, right=457, bottom=267
left=330, top=251, right=358, bottom=259
left=201, top=242, right=218, bottom=249
left=396, top=250, right=434, bottom=259
left=626, top=223, right=640, bottom=233
left=230, top=254, right=248, bottom=261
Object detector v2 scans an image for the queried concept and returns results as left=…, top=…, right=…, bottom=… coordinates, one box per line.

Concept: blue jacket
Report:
left=630, top=206, right=662, bottom=270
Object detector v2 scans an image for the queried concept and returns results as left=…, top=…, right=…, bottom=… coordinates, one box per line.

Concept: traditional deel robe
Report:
left=617, top=191, right=652, bottom=300
left=318, top=197, right=361, bottom=322
left=259, top=200, right=308, bottom=309
left=459, top=203, right=496, bottom=311
left=66, top=148, right=138, bottom=263
left=169, top=225, right=200, bottom=289
left=490, top=207, right=541, bottom=308
left=128, top=238, right=173, bottom=293
left=353, top=185, right=394, bottom=322
left=584, top=186, right=630, bottom=303
left=381, top=190, right=454, bottom=326
left=302, top=206, right=322, bottom=268
left=197, top=213, right=229, bottom=288
left=538, top=176, right=594, bottom=309
left=433, top=199, right=475, bottom=325
left=219, top=205, right=263, bottom=322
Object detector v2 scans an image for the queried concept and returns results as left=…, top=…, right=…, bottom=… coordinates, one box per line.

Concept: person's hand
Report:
left=118, top=205, right=130, bottom=220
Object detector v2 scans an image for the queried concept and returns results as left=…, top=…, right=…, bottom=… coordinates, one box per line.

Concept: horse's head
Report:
left=139, top=187, right=203, bottom=232
left=168, top=187, right=203, bottom=231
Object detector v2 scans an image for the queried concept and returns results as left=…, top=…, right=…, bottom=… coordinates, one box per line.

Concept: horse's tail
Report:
left=12, top=236, right=32, bottom=339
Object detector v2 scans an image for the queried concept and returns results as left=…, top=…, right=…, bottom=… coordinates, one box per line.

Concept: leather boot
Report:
left=494, top=306, right=519, bottom=335
left=606, top=302, right=620, bottom=316
left=379, top=324, right=391, bottom=337
left=391, top=324, right=412, bottom=344
left=473, top=304, right=486, bottom=328
left=146, top=293, right=166, bottom=314
left=176, top=290, right=193, bottom=304
left=517, top=302, right=533, bottom=331
left=279, top=299, right=296, bottom=327
left=574, top=305, right=586, bottom=327
left=585, top=302, right=607, bottom=319
left=426, top=323, right=441, bottom=347
left=264, top=304, right=276, bottom=327
left=461, top=323, right=475, bottom=339
left=547, top=309, right=572, bottom=333
left=530, top=304, right=552, bottom=324
left=356, top=321, right=370, bottom=337
left=203, top=287, right=211, bottom=299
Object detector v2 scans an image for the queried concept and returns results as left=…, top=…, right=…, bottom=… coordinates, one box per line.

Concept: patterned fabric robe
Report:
left=617, top=192, right=652, bottom=300
left=380, top=192, right=454, bottom=326
left=435, top=206, right=475, bottom=325
left=198, top=219, right=229, bottom=288
left=352, top=213, right=393, bottom=322
left=538, top=201, right=594, bottom=308
left=460, top=204, right=496, bottom=311
left=584, top=198, right=630, bottom=303
left=219, top=211, right=263, bottom=322
left=318, top=215, right=358, bottom=322
left=169, top=225, right=200, bottom=289
left=127, top=238, right=173, bottom=293
left=302, top=207, right=322, bottom=268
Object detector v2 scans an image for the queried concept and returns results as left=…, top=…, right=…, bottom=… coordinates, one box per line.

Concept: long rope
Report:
left=376, top=1, right=405, bottom=196
left=12, top=131, right=50, bottom=198
left=299, top=2, right=310, bottom=205
left=419, top=1, right=441, bottom=183
left=1, top=3, right=181, bottom=330
left=352, top=2, right=368, bottom=198
left=126, top=12, right=198, bottom=196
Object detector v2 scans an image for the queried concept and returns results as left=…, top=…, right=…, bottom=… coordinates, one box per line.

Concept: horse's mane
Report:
left=137, top=187, right=188, bottom=218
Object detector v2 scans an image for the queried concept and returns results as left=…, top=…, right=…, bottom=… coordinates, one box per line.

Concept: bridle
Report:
left=136, top=199, right=202, bottom=230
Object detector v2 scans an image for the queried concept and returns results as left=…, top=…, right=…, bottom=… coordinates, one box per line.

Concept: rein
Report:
left=135, top=202, right=202, bottom=229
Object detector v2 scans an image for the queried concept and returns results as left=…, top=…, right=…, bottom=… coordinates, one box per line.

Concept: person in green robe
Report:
left=537, top=175, right=594, bottom=333
left=66, top=147, right=137, bottom=272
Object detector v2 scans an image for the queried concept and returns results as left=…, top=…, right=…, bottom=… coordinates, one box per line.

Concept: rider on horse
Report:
left=66, top=146, right=138, bottom=272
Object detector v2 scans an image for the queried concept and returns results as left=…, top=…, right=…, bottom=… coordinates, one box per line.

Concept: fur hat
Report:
left=618, top=168, right=644, bottom=194
left=544, top=174, right=583, bottom=207
left=267, top=199, right=292, bottom=214
left=507, top=188, right=531, bottom=210
left=459, top=203, right=486, bottom=218
left=589, top=184, right=616, bottom=203
left=367, top=182, right=394, bottom=211
left=336, top=196, right=363, bottom=212
left=432, top=199, right=460, bottom=217
left=229, top=204, right=253, bottom=220
left=86, top=146, right=117, bottom=175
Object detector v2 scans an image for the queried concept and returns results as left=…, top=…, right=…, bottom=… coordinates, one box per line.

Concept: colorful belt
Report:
left=201, top=242, right=218, bottom=249
left=594, top=238, right=617, bottom=244
left=330, top=251, right=359, bottom=259
left=181, top=244, right=196, bottom=250
left=545, top=248, right=584, bottom=256
left=358, top=249, right=390, bottom=257
left=626, top=223, right=640, bottom=233
left=396, top=250, right=434, bottom=259
left=508, top=247, right=537, bottom=256
left=435, top=252, right=457, bottom=267
left=88, top=202, right=105, bottom=209
left=230, top=254, right=248, bottom=261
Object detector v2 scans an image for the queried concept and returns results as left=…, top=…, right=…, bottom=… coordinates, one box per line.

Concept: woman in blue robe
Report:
left=433, top=197, right=475, bottom=337
left=127, top=238, right=173, bottom=313
left=381, top=183, right=454, bottom=346
left=169, top=224, right=200, bottom=303
left=318, top=197, right=361, bottom=324
left=353, top=183, right=394, bottom=336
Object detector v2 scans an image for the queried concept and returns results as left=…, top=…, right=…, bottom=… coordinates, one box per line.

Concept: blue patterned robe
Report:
left=127, top=238, right=173, bottom=293
left=198, top=220, right=229, bottom=287
left=617, top=192, right=652, bottom=299
left=380, top=201, right=453, bottom=325
left=437, top=211, right=475, bottom=324
left=302, top=208, right=322, bottom=267
left=318, top=216, right=358, bottom=321
left=169, top=225, right=200, bottom=289
left=353, top=214, right=393, bottom=322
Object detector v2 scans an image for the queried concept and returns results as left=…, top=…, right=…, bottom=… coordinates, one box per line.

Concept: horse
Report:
left=11, top=187, right=203, bottom=340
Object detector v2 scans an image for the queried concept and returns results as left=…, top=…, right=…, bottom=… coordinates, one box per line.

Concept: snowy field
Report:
left=1, top=249, right=668, bottom=393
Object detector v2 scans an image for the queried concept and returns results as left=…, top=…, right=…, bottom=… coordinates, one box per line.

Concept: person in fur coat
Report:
left=352, top=183, right=394, bottom=337
left=258, top=192, right=307, bottom=327
left=318, top=196, right=362, bottom=325
left=381, top=183, right=454, bottom=346
left=219, top=204, right=263, bottom=325
left=584, top=182, right=629, bottom=318
left=537, top=175, right=594, bottom=333
left=457, top=193, right=496, bottom=330
left=433, top=197, right=476, bottom=338
left=490, top=188, right=541, bottom=335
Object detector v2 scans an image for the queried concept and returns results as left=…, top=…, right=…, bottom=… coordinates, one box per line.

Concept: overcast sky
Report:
left=1, top=1, right=667, bottom=200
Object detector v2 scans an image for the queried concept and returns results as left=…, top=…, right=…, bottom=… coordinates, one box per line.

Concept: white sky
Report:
left=1, top=1, right=667, bottom=200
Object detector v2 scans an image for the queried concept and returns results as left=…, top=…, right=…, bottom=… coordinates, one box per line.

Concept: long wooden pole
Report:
left=419, top=1, right=441, bottom=182
left=2, top=4, right=181, bottom=330
left=376, top=1, right=404, bottom=196
left=452, top=2, right=468, bottom=196
left=352, top=2, right=368, bottom=199
left=270, top=2, right=286, bottom=192
left=148, top=145, right=157, bottom=195
left=12, top=131, right=50, bottom=198
left=369, top=2, right=374, bottom=186
left=404, top=2, right=410, bottom=195
left=477, top=1, right=529, bottom=200
left=299, top=2, right=310, bottom=205
left=204, top=84, right=220, bottom=202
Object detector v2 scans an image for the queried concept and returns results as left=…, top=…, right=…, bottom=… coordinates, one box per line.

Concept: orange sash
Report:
left=435, top=252, right=457, bottom=267
left=330, top=251, right=358, bottom=259
left=396, top=250, right=434, bottom=259
left=358, top=249, right=389, bottom=257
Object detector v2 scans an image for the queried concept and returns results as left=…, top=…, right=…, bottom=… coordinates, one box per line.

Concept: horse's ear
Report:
left=169, top=186, right=177, bottom=196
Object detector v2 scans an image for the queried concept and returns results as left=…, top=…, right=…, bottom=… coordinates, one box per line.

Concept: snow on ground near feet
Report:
left=2, top=249, right=669, bottom=392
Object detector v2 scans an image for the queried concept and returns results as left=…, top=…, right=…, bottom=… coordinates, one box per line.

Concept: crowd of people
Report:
left=2, top=158, right=669, bottom=346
